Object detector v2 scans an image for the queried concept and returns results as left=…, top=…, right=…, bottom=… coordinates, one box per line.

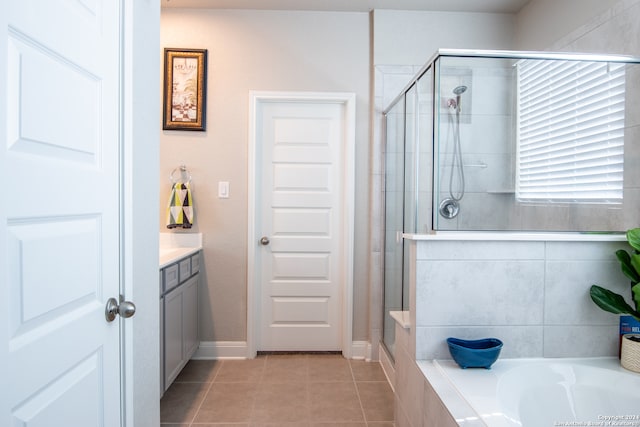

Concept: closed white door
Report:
left=2, top=1, right=123, bottom=425
left=251, top=94, right=355, bottom=352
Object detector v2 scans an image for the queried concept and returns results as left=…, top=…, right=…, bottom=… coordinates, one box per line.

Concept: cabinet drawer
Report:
left=191, top=253, right=200, bottom=275
left=179, top=257, right=191, bottom=282
left=163, top=263, right=179, bottom=293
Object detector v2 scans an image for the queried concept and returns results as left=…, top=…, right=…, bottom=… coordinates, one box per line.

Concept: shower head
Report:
left=453, top=85, right=468, bottom=95
left=451, top=85, right=468, bottom=113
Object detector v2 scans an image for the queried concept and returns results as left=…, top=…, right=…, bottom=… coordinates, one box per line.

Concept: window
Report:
left=516, top=59, right=626, bottom=204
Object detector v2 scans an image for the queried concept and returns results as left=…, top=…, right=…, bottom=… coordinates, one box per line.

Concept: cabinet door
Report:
left=163, top=285, right=184, bottom=389
left=163, top=263, right=179, bottom=293
left=159, top=295, right=164, bottom=397
left=183, top=275, right=199, bottom=360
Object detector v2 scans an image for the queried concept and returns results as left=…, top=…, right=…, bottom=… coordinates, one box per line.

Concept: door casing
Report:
left=247, top=91, right=355, bottom=358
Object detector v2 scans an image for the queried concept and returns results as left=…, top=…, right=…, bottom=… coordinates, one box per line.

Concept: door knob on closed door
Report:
left=260, top=236, right=270, bottom=245
left=105, top=297, right=137, bottom=322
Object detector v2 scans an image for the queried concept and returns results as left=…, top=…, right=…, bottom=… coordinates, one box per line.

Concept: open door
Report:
left=2, top=1, right=126, bottom=425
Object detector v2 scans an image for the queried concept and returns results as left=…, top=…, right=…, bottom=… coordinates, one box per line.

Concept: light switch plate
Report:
left=218, top=181, right=229, bottom=198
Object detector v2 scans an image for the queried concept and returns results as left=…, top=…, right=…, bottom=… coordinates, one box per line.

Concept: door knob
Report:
left=260, top=236, right=270, bottom=245
left=105, top=297, right=137, bottom=322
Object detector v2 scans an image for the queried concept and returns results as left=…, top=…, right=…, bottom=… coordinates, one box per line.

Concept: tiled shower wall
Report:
left=412, top=238, right=631, bottom=360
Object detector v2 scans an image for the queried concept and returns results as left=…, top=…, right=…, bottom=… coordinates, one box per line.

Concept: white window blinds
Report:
left=516, top=59, right=626, bottom=203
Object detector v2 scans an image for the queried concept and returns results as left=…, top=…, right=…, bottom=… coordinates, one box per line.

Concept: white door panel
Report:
left=271, top=297, right=329, bottom=323
left=4, top=0, right=122, bottom=425
left=271, top=253, right=331, bottom=279
left=272, top=208, right=331, bottom=234
left=255, top=98, right=353, bottom=351
left=273, top=164, right=332, bottom=190
left=271, top=193, right=334, bottom=207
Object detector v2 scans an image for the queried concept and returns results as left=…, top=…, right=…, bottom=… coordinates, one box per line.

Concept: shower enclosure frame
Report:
left=383, top=47, right=640, bottom=233
left=380, top=48, right=640, bottom=360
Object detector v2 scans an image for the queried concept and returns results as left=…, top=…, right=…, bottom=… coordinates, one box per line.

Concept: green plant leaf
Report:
left=633, top=282, right=640, bottom=312
left=590, top=285, right=638, bottom=315
left=617, top=250, right=640, bottom=283
left=627, top=228, right=640, bottom=252
left=631, top=253, right=640, bottom=281
left=616, top=249, right=631, bottom=264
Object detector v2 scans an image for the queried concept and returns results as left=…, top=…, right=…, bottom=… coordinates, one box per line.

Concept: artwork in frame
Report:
left=163, top=48, right=207, bottom=131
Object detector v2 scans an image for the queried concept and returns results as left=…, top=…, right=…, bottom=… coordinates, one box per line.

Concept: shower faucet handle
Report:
left=439, top=198, right=460, bottom=219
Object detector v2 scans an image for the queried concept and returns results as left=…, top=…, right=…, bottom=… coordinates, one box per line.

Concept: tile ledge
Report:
left=403, top=232, right=626, bottom=242
left=390, top=311, right=411, bottom=329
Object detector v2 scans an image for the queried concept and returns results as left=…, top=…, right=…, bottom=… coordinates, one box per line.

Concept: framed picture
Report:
left=163, top=48, right=207, bottom=131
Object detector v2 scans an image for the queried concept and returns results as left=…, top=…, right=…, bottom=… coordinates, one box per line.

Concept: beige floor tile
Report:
left=308, top=382, right=365, bottom=422
left=160, top=381, right=211, bottom=424
left=308, top=354, right=353, bottom=382
left=349, top=360, right=388, bottom=382
left=174, top=359, right=221, bottom=383
left=194, top=424, right=250, bottom=427
left=357, top=382, right=395, bottom=422
left=251, top=382, right=309, bottom=422
left=263, top=354, right=309, bottom=383
left=161, top=354, right=396, bottom=426
left=195, top=424, right=250, bottom=427
left=193, top=382, right=257, bottom=423
left=250, top=423, right=311, bottom=427
left=310, top=423, right=367, bottom=427
left=215, top=357, right=266, bottom=383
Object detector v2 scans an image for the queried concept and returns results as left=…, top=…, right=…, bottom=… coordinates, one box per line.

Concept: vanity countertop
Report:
left=159, top=232, right=203, bottom=268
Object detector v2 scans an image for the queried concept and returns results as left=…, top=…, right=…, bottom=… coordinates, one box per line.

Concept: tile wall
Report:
left=394, top=316, right=458, bottom=427
left=412, top=238, right=631, bottom=360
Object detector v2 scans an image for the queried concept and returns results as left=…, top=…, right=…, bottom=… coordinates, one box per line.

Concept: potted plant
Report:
left=590, top=227, right=640, bottom=372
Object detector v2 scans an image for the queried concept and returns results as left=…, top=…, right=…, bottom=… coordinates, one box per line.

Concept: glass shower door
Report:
left=382, top=99, right=405, bottom=359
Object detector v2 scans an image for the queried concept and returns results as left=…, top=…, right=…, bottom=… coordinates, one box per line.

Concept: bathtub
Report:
left=418, top=357, right=640, bottom=427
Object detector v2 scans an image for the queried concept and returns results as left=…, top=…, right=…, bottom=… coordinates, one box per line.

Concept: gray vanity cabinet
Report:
left=160, top=251, right=200, bottom=395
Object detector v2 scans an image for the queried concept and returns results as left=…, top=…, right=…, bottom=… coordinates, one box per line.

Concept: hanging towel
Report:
left=166, top=182, right=194, bottom=229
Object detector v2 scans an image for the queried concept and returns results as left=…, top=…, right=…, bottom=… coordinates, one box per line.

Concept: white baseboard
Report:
left=350, top=340, right=373, bottom=361
left=192, top=341, right=249, bottom=359
left=192, top=340, right=372, bottom=360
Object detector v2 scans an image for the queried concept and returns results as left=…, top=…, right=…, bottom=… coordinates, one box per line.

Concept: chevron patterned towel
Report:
left=167, top=182, right=194, bottom=229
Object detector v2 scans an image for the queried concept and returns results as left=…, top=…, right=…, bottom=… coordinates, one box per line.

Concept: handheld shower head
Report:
left=453, top=85, right=467, bottom=95
left=452, top=85, right=468, bottom=113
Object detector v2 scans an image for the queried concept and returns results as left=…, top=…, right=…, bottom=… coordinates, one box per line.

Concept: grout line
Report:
left=349, top=359, right=369, bottom=425
left=185, top=360, right=221, bottom=427
left=246, top=355, right=267, bottom=424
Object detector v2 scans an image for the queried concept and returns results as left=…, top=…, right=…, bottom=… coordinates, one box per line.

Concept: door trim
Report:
left=247, top=91, right=355, bottom=358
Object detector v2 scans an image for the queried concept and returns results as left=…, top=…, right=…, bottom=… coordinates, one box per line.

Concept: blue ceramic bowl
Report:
left=446, top=337, right=503, bottom=369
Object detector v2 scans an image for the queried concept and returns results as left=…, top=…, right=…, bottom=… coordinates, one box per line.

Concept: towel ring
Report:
left=170, top=165, right=192, bottom=184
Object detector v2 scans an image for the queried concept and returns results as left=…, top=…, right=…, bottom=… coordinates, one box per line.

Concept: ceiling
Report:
left=161, top=0, right=532, bottom=14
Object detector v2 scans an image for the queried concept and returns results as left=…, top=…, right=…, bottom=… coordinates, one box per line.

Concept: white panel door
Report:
left=257, top=99, right=350, bottom=351
left=3, top=1, right=122, bottom=425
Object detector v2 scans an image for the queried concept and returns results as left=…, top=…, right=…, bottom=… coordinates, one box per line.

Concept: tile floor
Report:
left=160, top=354, right=395, bottom=426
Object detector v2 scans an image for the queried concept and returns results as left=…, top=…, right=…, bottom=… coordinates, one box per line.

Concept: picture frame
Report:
left=163, top=48, right=207, bottom=131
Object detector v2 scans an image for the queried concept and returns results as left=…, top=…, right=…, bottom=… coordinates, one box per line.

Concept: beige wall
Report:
left=160, top=10, right=370, bottom=344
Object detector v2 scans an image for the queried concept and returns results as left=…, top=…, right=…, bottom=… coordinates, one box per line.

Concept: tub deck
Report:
left=419, top=357, right=640, bottom=427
